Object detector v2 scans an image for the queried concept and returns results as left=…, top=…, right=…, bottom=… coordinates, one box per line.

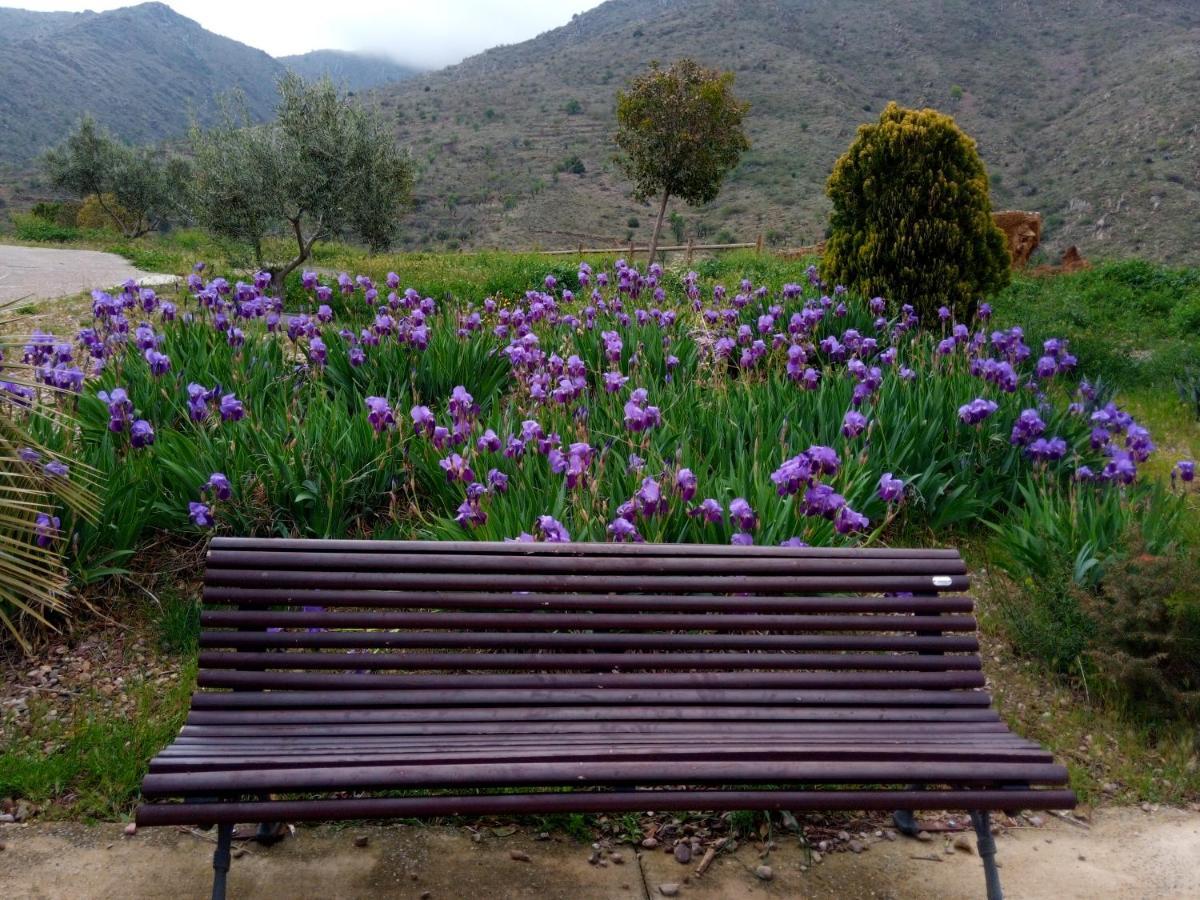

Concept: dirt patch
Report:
left=2, top=808, right=1197, bottom=899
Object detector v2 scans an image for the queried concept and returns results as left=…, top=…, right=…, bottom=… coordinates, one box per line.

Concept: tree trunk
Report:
left=647, top=191, right=671, bottom=265
left=272, top=216, right=319, bottom=292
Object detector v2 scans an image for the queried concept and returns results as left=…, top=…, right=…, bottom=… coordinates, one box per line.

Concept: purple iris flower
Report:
left=19, top=447, right=41, bottom=463
left=130, top=419, right=155, bottom=448
left=44, top=460, right=69, bottom=478
left=349, top=346, right=365, bottom=367
left=780, top=537, right=809, bottom=548
left=637, top=476, right=665, bottom=516
left=802, top=483, right=846, bottom=519
left=535, top=515, right=571, bottom=543
left=411, top=405, right=435, bottom=437
left=487, top=468, right=509, bottom=493
left=878, top=473, right=905, bottom=503
left=1010, top=409, right=1046, bottom=446
left=439, top=453, right=474, bottom=483
left=834, top=506, right=869, bottom=534
left=34, top=513, right=60, bottom=548
left=189, top=501, right=214, bottom=528
left=729, top=497, right=757, bottom=531
left=608, top=517, right=643, bottom=543
left=477, top=429, right=501, bottom=453
left=1102, top=453, right=1137, bottom=484
left=730, top=532, right=754, bottom=546
left=1172, top=460, right=1195, bottom=484
left=958, top=398, right=998, bottom=426
left=98, top=387, right=133, bottom=432
left=1075, top=465, right=1095, bottom=481
left=204, top=472, right=232, bottom=501
left=841, top=409, right=867, bottom=438
left=675, top=468, right=697, bottom=501
left=219, top=394, right=245, bottom=422
left=689, top=498, right=723, bottom=524
left=144, top=349, right=171, bottom=376
left=365, top=396, right=396, bottom=433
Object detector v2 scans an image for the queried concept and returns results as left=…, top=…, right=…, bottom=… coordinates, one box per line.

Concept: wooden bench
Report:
left=137, top=538, right=1075, bottom=899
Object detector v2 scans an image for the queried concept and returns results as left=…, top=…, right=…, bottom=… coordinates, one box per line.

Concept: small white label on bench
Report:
left=931, top=576, right=953, bottom=587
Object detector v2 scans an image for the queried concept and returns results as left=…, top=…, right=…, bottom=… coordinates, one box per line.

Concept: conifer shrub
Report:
left=824, top=102, right=1010, bottom=321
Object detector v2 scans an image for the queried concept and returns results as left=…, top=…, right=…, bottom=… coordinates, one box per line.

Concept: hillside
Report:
left=281, top=49, right=418, bottom=92
left=0, top=3, right=418, bottom=166
left=375, top=0, right=1200, bottom=263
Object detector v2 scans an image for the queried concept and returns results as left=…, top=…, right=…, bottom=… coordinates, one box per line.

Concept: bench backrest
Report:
left=195, top=538, right=983, bottom=723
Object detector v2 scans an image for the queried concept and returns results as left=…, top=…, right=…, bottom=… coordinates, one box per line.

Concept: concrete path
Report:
left=2, top=807, right=1197, bottom=899
left=0, top=243, right=174, bottom=305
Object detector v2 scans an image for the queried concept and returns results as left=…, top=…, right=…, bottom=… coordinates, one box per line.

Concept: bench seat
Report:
left=136, top=538, right=1074, bottom=898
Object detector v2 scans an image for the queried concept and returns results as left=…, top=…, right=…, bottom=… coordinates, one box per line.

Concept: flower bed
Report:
left=13, top=260, right=1194, bottom=576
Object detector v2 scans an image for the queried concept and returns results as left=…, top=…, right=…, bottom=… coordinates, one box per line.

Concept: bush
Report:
left=10, top=212, right=80, bottom=242
left=76, top=193, right=129, bottom=231
left=824, top=102, right=1010, bottom=321
left=1083, top=547, right=1200, bottom=723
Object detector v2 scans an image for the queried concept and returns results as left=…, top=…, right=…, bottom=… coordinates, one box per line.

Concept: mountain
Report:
left=375, top=0, right=1200, bottom=264
left=0, top=3, right=420, bottom=166
left=281, top=49, right=418, bottom=92
left=0, top=3, right=281, bottom=164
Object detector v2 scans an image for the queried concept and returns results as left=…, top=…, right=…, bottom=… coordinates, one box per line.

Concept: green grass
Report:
left=0, top=658, right=195, bottom=820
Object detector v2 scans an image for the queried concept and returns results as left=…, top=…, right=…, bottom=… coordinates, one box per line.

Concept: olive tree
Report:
left=614, top=59, right=750, bottom=261
left=42, top=117, right=188, bottom=238
left=190, top=74, right=414, bottom=287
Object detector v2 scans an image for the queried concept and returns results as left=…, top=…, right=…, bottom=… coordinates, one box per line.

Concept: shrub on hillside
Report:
left=824, top=102, right=1010, bottom=321
left=76, top=193, right=130, bottom=231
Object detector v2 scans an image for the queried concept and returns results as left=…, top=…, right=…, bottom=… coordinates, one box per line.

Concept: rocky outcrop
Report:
left=993, top=210, right=1043, bottom=268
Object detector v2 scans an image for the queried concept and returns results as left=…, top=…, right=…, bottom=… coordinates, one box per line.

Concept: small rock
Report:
left=1140, top=802, right=1152, bottom=813
left=811, top=851, right=822, bottom=864
left=837, top=830, right=851, bottom=842
left=755, top=865, right=774, bottom=881
left=642, top=837, right=659, bottom=849
left=0, top=815, right=15, bottom=824
left=674, top=843, right=691, bottom=864
left=536, top=832, right=550, bottom=841
left=848, top=840, right=865, bottom=854
left=944, top=844, right=955, bottom=855
left=510, top=850, right=531, bottom=862
left=231, top=848, right=245, bottom=859
left=882, top=830, right=896, bottom=842
left=658, top=884, right=680, bottom=897
left=1028, top=815, right=1045, bottom=827
left=124, top=823, right=137, bottom=837
left=420, top=892, right=432, bottom=900
left=953, top=835, right=974, bottom=854
left=354, top=835, right=369, bottom=848
left=610, top=852, right=625, bottom=864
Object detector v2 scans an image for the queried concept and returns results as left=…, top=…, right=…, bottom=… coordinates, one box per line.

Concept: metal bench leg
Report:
left=970, top=810, right=1003, bottom=900
left=212, top=822, right=233, bottom=900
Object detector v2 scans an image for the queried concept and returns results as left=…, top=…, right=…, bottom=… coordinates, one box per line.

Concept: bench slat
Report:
left=198, top=610, right=977, bottom=632
left=197, top=650, right=982, bottom=672
left=204, top=568, right=971, bottom=594
left=206, top=549, right=967, bottom=576
left=203, top=587, right=976, bottom=613
left=199, top=631, right=979, bottom=652
left=141, top=759, right=1069, bottom=796
left=194, top=670, right=986, bottom=692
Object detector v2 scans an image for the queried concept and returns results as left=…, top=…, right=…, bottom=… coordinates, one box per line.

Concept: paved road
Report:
left=0, top=243, right=174, bottom=305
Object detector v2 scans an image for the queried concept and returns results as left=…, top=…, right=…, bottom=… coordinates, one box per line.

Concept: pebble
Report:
left=610, top=852, right=625, bottom=865
left=848, top=840, right=866, bottom=854
left=953, top=835, right=974, bottom=854
left=420, top=892, right=432, bottom=900
left=673, top=843, right=691, bottom=864
left=354, top=835, right=369, bottom=848
left=755, top=865, right=774, bottom=881
left=641, top=837, right=659, bottom=849
left=811, top=851, right=822, bottom=864
left=1141, top=802, right=1153, bottom=813
left=231, top=848, right=245, bottom=859
left=509, top=850, right=531, bottom=862
left=1028, top=815, right=1046, bottom=827
left=124, top=823, right=137, bottom=837
left=917, top=831, right=933, bottom=842
left=0, top=815, right=14, bottom=824
left=837, top=830, right=851, bottom=842
left=658, top=884, right=680, bottom=897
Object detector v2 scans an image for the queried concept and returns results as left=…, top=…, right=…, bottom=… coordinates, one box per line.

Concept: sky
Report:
left=11, top=0, right=604, bottom=68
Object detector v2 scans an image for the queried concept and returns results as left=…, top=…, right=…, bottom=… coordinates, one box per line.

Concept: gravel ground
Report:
left=0, top=243, right=174, bottom=305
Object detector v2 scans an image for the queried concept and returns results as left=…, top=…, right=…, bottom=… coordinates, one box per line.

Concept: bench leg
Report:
left=212, top=822, right=233, bottom=900
left=892, top=784, right=923, bottom=836
left=970, top=810, right=1003, bottom=900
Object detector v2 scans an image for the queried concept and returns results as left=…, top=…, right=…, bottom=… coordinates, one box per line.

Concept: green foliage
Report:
left=555, top=155, right=586, bottom=175
left=993, top=261, right=1200, bottom=387
left=615, top=58, right=750, bottom=257
left=0, top=319, right=100, bottom=651
left=190, top=74, right=414, bottom=284
left=988, top=481, right=1186, bottom=672
left=1082, top=547, right=1200, bottom=723
left=42, top=117, right=188, bottom=238
left=10, top=212, right=80, bottom=243
left=823, top=102, right=1010, bottom=321
left=563, top=98, right=583, bottom=115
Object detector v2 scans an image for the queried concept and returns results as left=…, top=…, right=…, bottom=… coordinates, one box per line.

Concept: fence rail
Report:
left=535, top=236, right=825, bottom=263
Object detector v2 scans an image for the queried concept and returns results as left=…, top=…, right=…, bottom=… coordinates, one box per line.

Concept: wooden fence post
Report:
left=628, top=240, right=635, bottom=263
left=755, top=233, right=764, bottom=254
left=686, top=238, right=694, bottom=265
